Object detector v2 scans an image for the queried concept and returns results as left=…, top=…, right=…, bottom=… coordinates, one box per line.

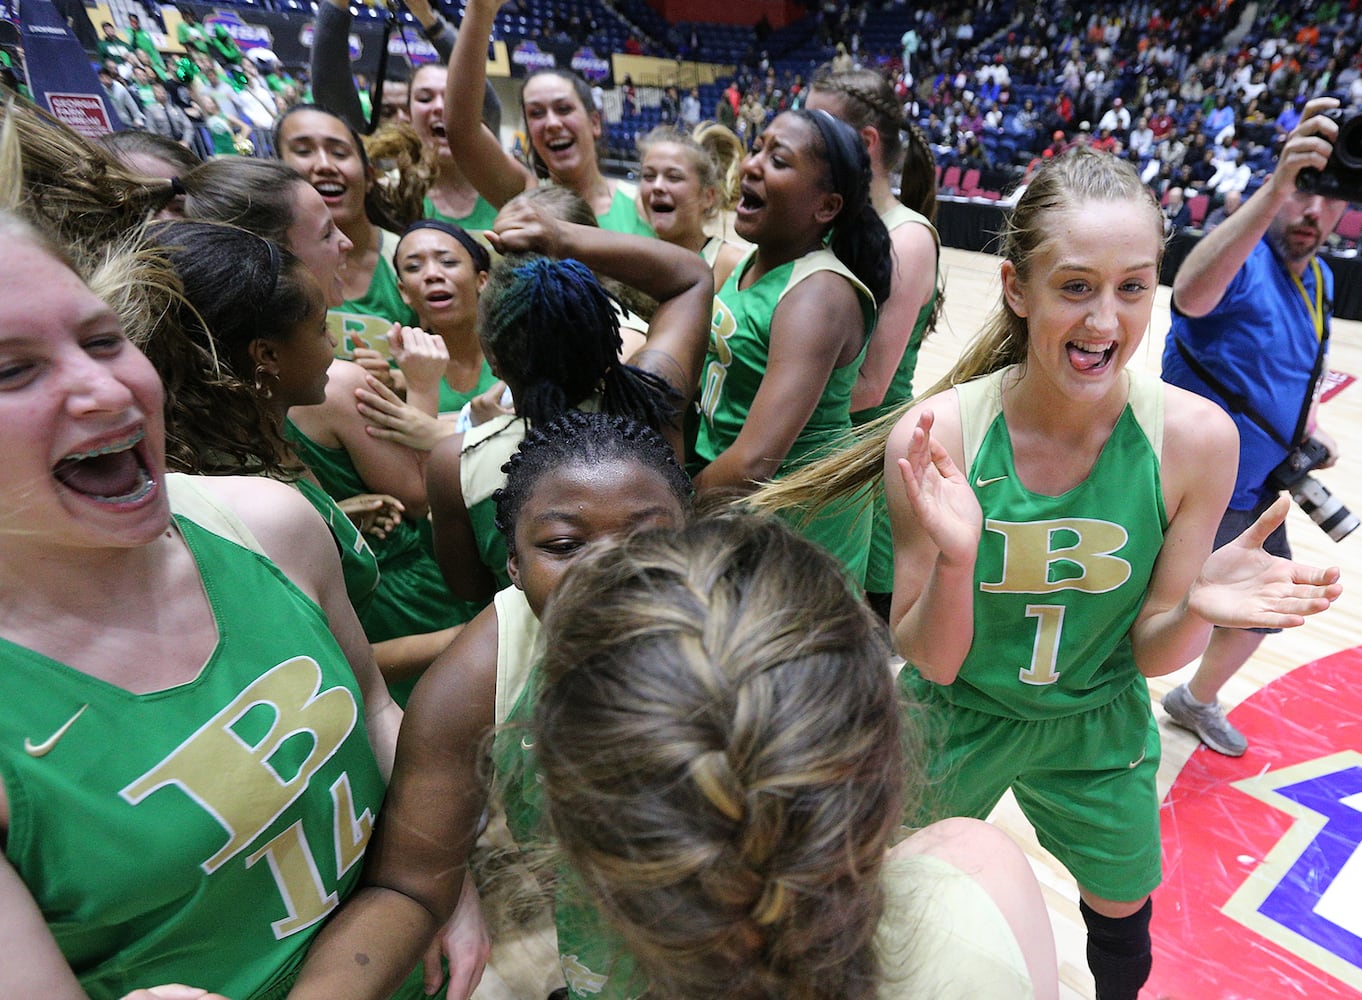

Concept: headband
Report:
left=397, top=219, right=491, bottom=273
left=260, top=235, right=281, bottom=304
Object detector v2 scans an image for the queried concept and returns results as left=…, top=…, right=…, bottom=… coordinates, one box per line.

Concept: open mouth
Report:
left=314, top=180, right=346, bottom=200
left=53, top=429, right=155, bottom=505
left=648, top=199, right=675, bottom=216
left=545, top=137, right=574, bottom=155
left=737, top=185, right=765, bottom=215
left=424, top=289, right=454, bottom=307
left=1067, top=339, right=1116, bottom=373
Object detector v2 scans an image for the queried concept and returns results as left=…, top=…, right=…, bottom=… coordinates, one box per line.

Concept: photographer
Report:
left=1161, top=96, right=1347, bottom=756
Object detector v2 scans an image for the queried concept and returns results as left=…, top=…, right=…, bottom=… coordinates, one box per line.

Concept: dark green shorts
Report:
left=907, top=675, right=1162, bottom=902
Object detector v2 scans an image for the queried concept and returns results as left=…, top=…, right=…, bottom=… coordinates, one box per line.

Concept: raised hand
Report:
left=486, top=197, right=563, bottom=257
left=388, top=323, right=449, bottom=396
left=1189, top=496, right=1343, bottom=629
left=896, top=409, right=982, bottom=567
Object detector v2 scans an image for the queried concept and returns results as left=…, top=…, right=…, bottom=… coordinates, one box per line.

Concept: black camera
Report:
left=1296, top=109, right=1362, bottom=203
left=1267, top=436, right=1358, bottom=542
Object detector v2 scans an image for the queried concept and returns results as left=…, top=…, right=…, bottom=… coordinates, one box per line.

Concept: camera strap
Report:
left=1173, top=254, right=1330, bottom=449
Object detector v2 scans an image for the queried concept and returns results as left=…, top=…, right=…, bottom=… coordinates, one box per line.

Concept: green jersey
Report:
left=916, top=366, right=1169, bottom=719
left=0, top=511, right=421, bottom=999
left=421, top=194, right=500, bottom=233
left=854, top=202, right=940, bottom=593
left=696, top=248, right=876, bottom=581
left=328, top=229, right=420, bottom=360
left=438, top=359, right=498, bottom=415
left=292, top=474, right=381, bottom=617
left=595, top=182, right=654, bottom=238
left=284, top=420, right=476, bottom=704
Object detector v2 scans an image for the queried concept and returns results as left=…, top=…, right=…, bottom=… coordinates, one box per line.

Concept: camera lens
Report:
left=1292, top=476, right=1360, bottom=542
left=1337, top=115, right=1362, bottom=170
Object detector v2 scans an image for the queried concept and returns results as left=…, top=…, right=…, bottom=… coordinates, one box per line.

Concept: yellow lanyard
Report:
left=1290, top=258, right=1326, bottom=343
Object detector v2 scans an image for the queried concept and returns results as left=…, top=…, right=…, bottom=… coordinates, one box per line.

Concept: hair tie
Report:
left=169, top=176, right=187, bottom=196
left=398, top=219, right=491, bottom=273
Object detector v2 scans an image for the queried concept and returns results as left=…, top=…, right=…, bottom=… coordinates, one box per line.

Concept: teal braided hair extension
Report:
left=478, top=254, right=678, bottom=431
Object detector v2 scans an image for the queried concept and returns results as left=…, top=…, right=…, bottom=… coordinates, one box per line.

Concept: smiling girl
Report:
left=443, top=0, right=652, bottom=236
left=636, top=122, right=745, bottom=287
left=757, top=147, right=1342, bottom=1000
left=0, top=206, right=412, bottom=998
left=275, top=105, right=422, bottom=357
left=693, top=109, right=891, bottom=583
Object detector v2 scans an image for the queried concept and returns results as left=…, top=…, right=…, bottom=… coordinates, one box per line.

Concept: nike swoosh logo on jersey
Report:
left=24, top=704, right=89, bottom=758
left=975, top=474, right=1008, bottom=487
left=1128, top=747, right=1147, bottom=769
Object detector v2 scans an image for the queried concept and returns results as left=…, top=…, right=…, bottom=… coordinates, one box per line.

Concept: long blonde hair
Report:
left=751, top=146, right=1165, bottom=514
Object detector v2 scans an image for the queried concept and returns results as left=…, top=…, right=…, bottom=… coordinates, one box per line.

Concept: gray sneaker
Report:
left=1161, top=683, right=1248, bottom=757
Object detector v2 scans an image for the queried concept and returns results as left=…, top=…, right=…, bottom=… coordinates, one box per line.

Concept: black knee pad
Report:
left=1081, top=897, right=1153, bottom=1000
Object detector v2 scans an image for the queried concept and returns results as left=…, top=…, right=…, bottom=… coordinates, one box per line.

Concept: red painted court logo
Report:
left=45, top=92, right=111, bottom=138
left=1149, top=648, right=1362, bottom=998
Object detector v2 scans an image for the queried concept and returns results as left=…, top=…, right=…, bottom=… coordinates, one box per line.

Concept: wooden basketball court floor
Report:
left=469, top=246, right=1362, bottom=1000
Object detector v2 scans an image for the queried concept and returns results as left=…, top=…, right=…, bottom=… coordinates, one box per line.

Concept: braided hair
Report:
left=533, top=511, right=917, bottom=1000
left=492, top=410, right=692, bottom=553
left=810, top=67, right=938, bottom=225
left=478, top=255, right=678, bottom=430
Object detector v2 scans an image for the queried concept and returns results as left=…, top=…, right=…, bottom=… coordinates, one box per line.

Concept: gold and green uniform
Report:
left=459, top=412, right=527, bottom=594
left=489, top=588, right=643, bottom=999
left=696, top=248, right=876, bottom=583
left=904, top=366, right=1168, bottom=901
left=853, top=203, right=940, bottom=594
left=0, top=496, right=425, bottom=1000
left=328, top=229, right=420, bottom=360
left=292, top=475, right=381, bottom=617
left=284, top=420, right=476, bottom=705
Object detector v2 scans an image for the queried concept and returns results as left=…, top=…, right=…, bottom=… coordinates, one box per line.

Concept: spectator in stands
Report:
left=1275, top=95, right=1305, bottom=144
left=1202, top=189, right=1242, bottom=231
left=126, top=13, right=165, bottom=73
left=1129, top=116, right=1155, bottom=158
left=1092, top=126, right=1120, bottom=153
left=97, top=22, right=134, bottom=69
left=1206, top=93, right=1237, bottom=138
left=1009, top=96, right=1041, bottom=146
left=143, top=80, right=195, bottom=145
left=176, top=7, right=210, bottom=57
left=660, top=85, right=680, bottom=124
left=1149, top=101, right=1176, bottom=140
left=680, top=86, right=701, bottom=128
left=1163, top=186, right=1192, bottom=232
left=98, top=65, right=144, bottom=129
left=1211, top=150, right=1252, bottom=197
left=1188, top=147, right=1218, bottom=189
left=1098, top=96, right=1130, bottom=136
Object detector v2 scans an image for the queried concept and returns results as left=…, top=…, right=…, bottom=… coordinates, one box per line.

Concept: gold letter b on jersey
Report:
left=120, top=656, right=359, bottom=873
left=980, top=517, right=1131, bottom=595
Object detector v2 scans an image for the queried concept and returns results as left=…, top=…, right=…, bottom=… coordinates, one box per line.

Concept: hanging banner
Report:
left=21, top=0, right=121, bottom=135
